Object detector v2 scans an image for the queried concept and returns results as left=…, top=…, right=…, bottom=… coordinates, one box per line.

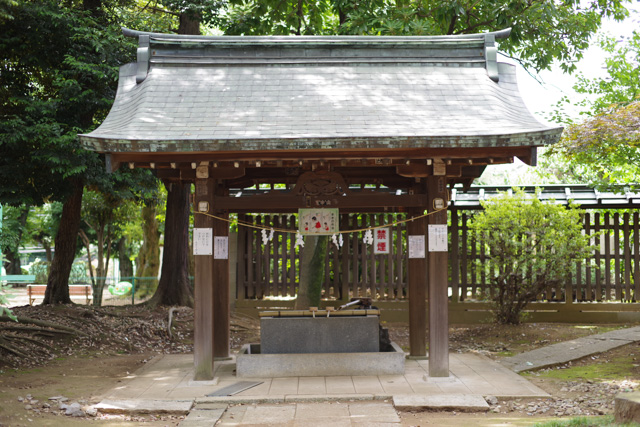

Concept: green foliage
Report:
left=0, top=205, right=22, bottom=253
left=222, top=0, right=628, bottom=72
left=25, top=203, right=63, bottom=255
left=0, top=0, right=133, bottom=207
left=543, top=31, right=640, bottom=189
left=468, top=189, right=592, bottom=324
left=555, top=30, right=640, bottom=123
left=224, top=0, right=335, bottom=35
left=547, top=102, right=640, bottom=189
left=69, top=260, right=88, bottom=284
left=0, top=282, right=17, bottom=321
left=576, top=31, right=640, bottom=113
left=28, top=260, right=50, bottom=283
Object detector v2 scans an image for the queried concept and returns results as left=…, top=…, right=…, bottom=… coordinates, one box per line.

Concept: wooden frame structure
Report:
left=80, top=29, right=562, bottom=380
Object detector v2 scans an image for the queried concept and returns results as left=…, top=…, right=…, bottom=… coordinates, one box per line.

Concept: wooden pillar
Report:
left=427, top=175, right=449, bottom=377
left=213, top=188, right=230, bottom=359
left=408, top=184, right=428, bottom=358
left=193, top=167, right=215, bottom=380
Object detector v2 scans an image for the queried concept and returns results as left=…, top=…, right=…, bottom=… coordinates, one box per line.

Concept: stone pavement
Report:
left=499, top=325, right=640, bottom=373
left=94, top=325, right=640, bottom=425
left=95, top=351, right=548, bottom=425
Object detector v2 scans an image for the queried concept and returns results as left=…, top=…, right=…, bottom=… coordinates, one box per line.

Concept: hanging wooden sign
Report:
left=298, top=208, right=339, bottom=234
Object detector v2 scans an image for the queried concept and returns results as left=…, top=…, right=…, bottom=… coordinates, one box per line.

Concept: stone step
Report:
left=94, top=399, right=194, bottom=415
left=393, top=394, right=490, bottom=412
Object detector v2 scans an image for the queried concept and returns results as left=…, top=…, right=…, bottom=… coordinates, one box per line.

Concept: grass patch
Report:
left=533, top=415, right=639, bottom=426
left=525, top=356, right=636, bottom=382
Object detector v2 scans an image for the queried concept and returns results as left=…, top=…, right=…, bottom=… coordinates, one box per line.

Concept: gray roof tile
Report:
left=80, top=34, right=561, bottom=153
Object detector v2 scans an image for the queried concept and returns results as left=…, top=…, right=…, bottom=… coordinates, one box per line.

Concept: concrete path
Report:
left=500, top=325, right=640, bottom=373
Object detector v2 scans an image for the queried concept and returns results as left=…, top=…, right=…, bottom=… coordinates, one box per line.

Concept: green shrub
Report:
left=468, top=189, right=592, bottom=324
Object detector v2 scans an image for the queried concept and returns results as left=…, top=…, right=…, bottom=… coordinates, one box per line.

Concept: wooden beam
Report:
left=193, top=169, right=215, bottom=380
left=212, top=193, right=429, bottom=212
left=407, top=189, right=428, bottom=358
left=213, top=184, right=230, bottom=359
left=109, top=146, right=534, bottom=165
left=427, top=176, right=449, bottom=377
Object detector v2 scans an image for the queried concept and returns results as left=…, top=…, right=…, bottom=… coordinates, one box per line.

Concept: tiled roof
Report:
left=451, top=185, right=640, bottom=209
left=79, top=31, right=562, bottom=154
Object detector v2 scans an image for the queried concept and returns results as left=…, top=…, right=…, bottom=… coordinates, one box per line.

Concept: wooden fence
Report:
left=237, top=213, right=407, bottom=301
left=237, top=210, right=640, bottom=304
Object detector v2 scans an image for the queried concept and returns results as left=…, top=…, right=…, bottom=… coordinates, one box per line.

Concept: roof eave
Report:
left=79, top=128, right=563, bottom=154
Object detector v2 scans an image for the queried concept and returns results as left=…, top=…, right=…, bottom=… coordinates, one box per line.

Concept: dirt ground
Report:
left=1, top=304, right=638, bottom=426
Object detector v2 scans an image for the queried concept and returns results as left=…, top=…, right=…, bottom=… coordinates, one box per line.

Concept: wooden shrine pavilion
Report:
left=79, top=28, right=562, bottom=380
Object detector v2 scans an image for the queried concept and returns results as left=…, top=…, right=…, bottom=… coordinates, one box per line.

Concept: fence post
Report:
left=131, top=277, right=135, bottom=306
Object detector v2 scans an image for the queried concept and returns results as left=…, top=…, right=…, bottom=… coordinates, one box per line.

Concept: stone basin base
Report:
left=236, top=342, right=405, bottom=378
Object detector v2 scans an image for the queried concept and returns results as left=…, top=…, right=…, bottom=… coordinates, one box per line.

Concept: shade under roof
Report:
left=79, top=29, right=562, bottom=155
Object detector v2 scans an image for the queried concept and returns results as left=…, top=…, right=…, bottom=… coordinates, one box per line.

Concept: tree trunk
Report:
left=145, top=11, right=199, bottom=308
left=294, top=235, right=327, bottom=309
left=135, top=203, right=161, bottom=297
left=178, top=13, right=200, bottom=35
left=4, top=250, right=22, bottom=275
left=43, top=178, right=83, bottom=305
left=43, top=242, right=52, bottom=262
left=148, top=181, right=193, bottom=307
left=135, top=203, right=160, bottom=279
left=118, top=236, right=134, bottom=278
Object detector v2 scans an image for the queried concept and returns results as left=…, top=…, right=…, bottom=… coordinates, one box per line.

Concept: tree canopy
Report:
left=544, top=30, right=640, bottom=189
left=222, top=0, right=629, bottom=72
left=0, top=0, right=132, bottom=207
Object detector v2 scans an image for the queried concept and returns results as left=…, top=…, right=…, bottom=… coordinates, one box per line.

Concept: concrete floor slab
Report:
left=352, top=376, right=385, bottom=394
left=294, top=402, right=350, bottom=418
left=298, top=376, right=326, bottom=394
left=178, top=408, right=226, bottom=427
left=325, top=376, right=357, bottom=394
left=241, top=404, right=297, bottom=424
left=284, top=394, right=375, bottom=403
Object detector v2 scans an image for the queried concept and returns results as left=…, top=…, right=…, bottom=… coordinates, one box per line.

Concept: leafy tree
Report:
left=0, top=205, right=28, bottom=274
left=223, top=0, right=629, bottom=72
left=79, top=164, right=157, bottom=305
left=468, top=189, right=592, bottom=324
left=25, top=203, right=64, bottom=264
left=547, top=101, right=640, bottom=189
left=0, top=0, right=135, bottom=304
left=544, top=31, right=640, bottom=189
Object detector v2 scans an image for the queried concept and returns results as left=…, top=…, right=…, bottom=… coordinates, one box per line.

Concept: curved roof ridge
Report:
left=121, top=27, right=512, bottom=43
